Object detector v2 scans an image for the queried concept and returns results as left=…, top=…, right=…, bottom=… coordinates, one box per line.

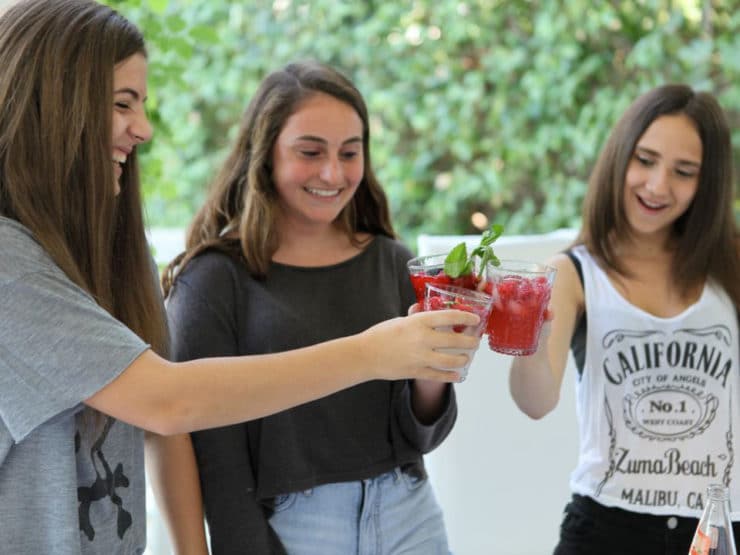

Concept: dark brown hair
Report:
left=578, top=84, right=740, bottom=308
left=0, top=0, right=168, bottom=355
left=163, top=61, right=395, bottom=294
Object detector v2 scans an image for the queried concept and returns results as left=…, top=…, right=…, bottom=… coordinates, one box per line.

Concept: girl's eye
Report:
left=115, top=102, right=130, bottom=110
left=341, top=151, right=359, bottom=160
left=635, top=153, right=654, bottom=167
left=299, top=150, right=320, bottom=157
left=676, top=167, right=698, bottom=178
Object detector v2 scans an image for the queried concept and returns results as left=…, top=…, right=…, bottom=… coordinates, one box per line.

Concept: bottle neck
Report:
left=707, top=484, right=731, bottom=503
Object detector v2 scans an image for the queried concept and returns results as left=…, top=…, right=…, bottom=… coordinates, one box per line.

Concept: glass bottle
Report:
left=689, top=484, right=737, bottom=555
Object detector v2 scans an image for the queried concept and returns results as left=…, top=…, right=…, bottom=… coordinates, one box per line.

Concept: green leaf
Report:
left=189, top=25, right=220, bottom=45
left=147, top=0, right=168, bottom=15
left=443, top=223, right=505, bottom=278
left=443, top=242, right=469, bottom=278
left=167, top=15, right=187, bottom=33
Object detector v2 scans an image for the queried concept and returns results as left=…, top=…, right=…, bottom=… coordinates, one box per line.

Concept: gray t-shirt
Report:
left=0, top=217, right=150, bottom=554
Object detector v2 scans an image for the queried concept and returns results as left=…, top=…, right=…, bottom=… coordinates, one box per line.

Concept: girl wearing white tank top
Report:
left=509, top=84, right=740, bottom=555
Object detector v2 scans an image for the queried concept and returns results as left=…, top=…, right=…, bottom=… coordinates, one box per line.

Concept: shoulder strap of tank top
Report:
left=563, top=248, right=586, bottom=378
left=564, top=248, right=583, bottom=286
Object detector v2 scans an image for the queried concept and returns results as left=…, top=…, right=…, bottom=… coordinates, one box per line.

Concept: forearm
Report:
left=144, top=433, right=209, bottom=555
left=508, top=253, right=580, bottom=420
left=172, top=339, right=371, bottom=432
left=410, top=379, right=449, bottom=424
left=113, top=334, right=370, bottom=435
left=86, top=311, right=478, bottom=435
left=509, top=348, right=561, bottom=419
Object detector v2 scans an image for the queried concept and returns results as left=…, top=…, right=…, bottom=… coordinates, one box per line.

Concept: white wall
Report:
left=144, top=228, right=582, bottom=555
left=419, top=230, right=580, bottom=555
left=148, top=227, right=186, bottom=268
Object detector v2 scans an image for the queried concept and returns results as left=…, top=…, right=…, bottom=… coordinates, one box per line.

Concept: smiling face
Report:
left=111, top=53, right=152, bottom=195
left=271, top=92, right=364, bottom=232
left=623, top=114, right=702, bottom=243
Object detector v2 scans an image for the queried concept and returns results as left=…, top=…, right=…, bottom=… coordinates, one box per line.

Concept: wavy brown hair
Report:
left=0, top=0, right=168, bottom=355
left=163, top=61, right=396, bottom=294
left=578, top=84, right=740, bottom=308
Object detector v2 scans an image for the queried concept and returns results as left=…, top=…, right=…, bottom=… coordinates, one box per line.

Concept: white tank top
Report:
left=569, top=245, right=740, bottom=519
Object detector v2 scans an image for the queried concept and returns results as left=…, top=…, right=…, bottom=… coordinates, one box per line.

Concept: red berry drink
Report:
left=485, top=261, right=555, bottom=356
left=407, top=253, right=481, bottom=304
left=409, top=271, right=452, bottom=304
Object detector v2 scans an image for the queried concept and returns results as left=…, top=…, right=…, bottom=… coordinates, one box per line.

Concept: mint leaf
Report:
left=443, top=242, right=470, bottom=278
left=443, top=224, right=504, bottom=279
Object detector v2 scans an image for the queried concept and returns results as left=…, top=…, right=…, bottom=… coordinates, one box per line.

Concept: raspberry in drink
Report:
left=485, top=261, right=555, bottom=356
left=409, top=271, right=480, bottom=304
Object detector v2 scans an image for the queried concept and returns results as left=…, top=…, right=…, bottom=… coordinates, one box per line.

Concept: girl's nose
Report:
left=131, top=112, right=153, bottom=144
left=319, top=157, right=342, bottom=185
left=645, top=166, right=670, bottom=195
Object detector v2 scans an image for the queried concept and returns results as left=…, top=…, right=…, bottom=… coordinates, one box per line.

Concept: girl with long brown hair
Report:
left=509, top=84, right=740, bottom=554
left=0, top=2, right=479, bottom=553
left=155, top=61, right=460, bottom=554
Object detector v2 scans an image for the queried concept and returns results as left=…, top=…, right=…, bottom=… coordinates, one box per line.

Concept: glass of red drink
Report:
left=423, top=283, right=493, bottom=381
left=484, top=260, right=556, bottom=356
left=407, top=253, right=482, bottom=304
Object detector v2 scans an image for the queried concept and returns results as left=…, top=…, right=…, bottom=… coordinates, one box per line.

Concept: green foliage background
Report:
left=108, top=0, right=740, bottom=248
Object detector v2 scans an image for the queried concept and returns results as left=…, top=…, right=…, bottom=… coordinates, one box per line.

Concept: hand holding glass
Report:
left=422, top=283, right=492, bottom=381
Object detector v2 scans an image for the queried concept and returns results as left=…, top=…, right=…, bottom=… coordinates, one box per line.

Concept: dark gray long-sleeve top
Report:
left=165, top=235, right=457, bottom=554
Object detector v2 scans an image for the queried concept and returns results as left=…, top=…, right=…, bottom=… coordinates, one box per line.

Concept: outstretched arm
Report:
left=85, top=309, right=480, bottom=435
left=509, top=253, right=583, bottom=419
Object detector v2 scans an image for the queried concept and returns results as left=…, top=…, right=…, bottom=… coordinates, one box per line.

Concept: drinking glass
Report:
left=484, top=260, right=556, bottom=356
left=407, top=253, right=481, bottom=304
left=423, top=283, right=493, bottom=380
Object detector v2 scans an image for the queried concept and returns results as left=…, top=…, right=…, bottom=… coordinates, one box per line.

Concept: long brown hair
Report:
left=0, top=0, right=168, bottom=355
left=163, top=61, right=396, bottom=294
left=578, top=84, right=740, bottom=308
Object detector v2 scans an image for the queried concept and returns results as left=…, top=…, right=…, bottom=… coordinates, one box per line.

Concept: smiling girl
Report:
left=0, top=3, right=478, bottom=553
left=508, top=84, right=740, bottom=554
left=157, top=62, right=459, bottom=554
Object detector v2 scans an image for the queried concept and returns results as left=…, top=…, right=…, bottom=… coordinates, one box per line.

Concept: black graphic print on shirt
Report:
left=594, top=324, right=734, bottom=511
left=76, top=417, right=132, bottom=541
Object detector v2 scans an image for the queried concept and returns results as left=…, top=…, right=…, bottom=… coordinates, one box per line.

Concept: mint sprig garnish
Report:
left=443, top=224, right=503, bottom=279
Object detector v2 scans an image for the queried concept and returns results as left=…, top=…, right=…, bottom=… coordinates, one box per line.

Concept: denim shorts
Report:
left=554, top=494, right=740, bottom=555
left=268, top=467, right=451, bottom=555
